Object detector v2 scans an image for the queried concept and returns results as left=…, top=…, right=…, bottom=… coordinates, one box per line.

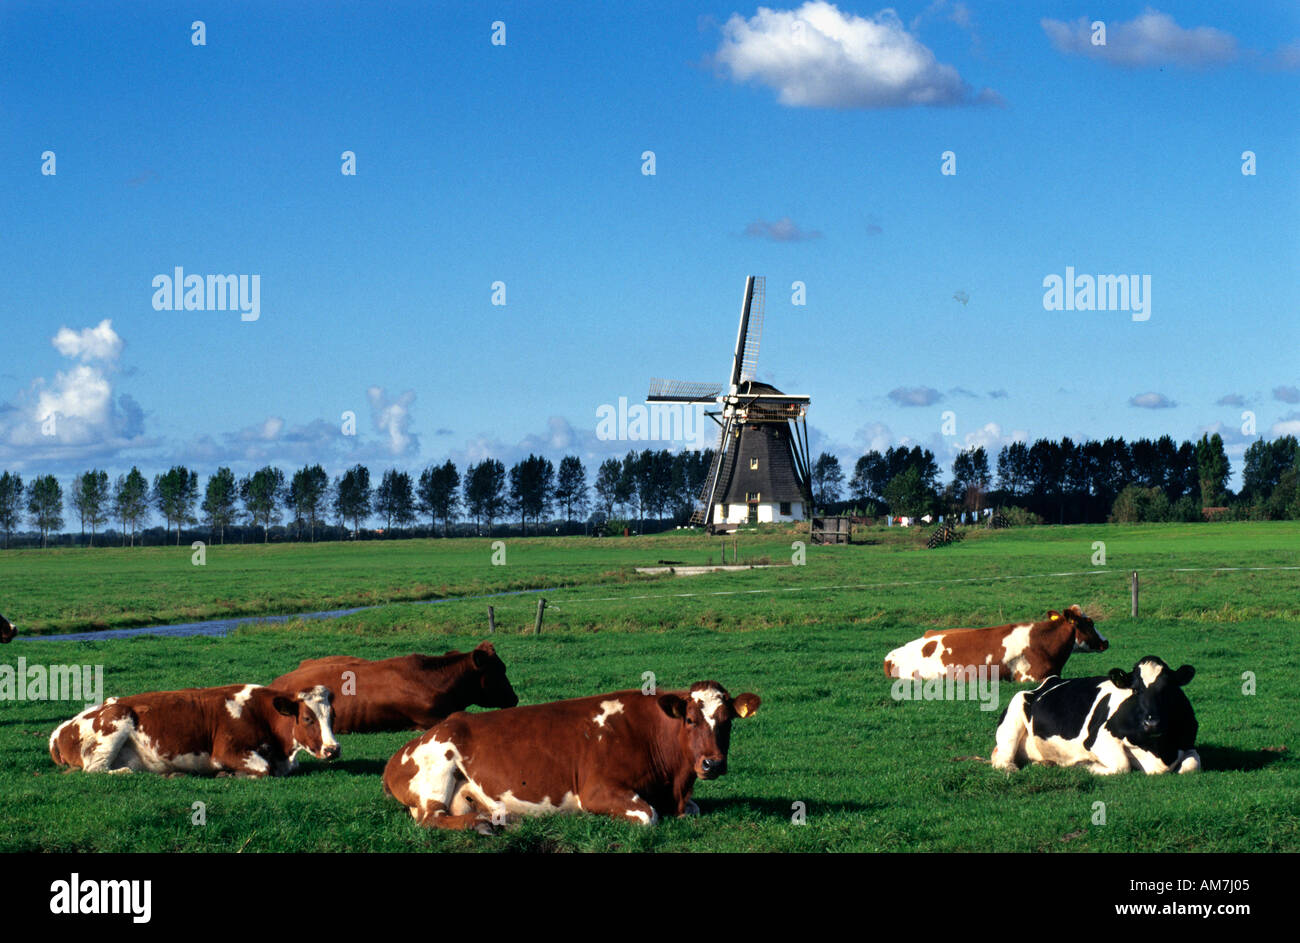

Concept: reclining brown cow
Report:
left=884, top=605, right=1109, bottom=683
left=271, top=641, right=517, bottom=733
left=383, top=680, right=760, bottom=830
left=49, top=683, right=338, bottom=776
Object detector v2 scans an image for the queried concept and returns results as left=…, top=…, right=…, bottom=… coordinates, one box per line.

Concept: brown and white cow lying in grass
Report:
left=271, top=641, right=518, bottom=733
left=883, top=605, right=1108, bottom=683
left=383, top=681, right=760, bottom=831
left=49, top=684, right=339, bottom=777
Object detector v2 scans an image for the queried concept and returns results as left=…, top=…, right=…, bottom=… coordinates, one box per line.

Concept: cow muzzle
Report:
left=321, top=743, right=341, bottom=760
left=698, top=757, right=726, bottom=779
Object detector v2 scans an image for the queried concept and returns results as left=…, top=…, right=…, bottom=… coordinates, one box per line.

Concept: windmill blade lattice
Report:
left=737, top=276, right=764, bottom=383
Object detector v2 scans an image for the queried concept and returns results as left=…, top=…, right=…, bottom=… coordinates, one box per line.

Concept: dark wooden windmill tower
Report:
left=647, top=276, right=812, bottom=533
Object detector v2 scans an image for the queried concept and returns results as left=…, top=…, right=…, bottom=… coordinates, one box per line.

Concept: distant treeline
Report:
left=811, top=433, right=1300, bottom=525
left=3, top=433, right=1298, bottom=548
left=0, top=450, right=716, bottom=548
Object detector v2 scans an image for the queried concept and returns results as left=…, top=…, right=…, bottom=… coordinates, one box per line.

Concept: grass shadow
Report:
left=303, top=758, right=389, bottom=777
left=1199, top=744, right=1291, bottom=772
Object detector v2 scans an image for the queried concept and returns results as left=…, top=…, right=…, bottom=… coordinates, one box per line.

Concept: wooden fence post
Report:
left=534, top=597, right=546, bottom=635
left=487, top=605, right=495, bottom=634
left=1131, top=571, right=1139, bottom=618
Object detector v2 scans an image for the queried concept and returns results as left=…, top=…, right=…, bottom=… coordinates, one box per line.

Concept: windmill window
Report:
left=750, top=458, right=759, bottom=470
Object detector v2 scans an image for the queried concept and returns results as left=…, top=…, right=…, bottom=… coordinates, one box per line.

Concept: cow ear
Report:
left=272, top=696, right=298, bottom=717
left=658, top=694, right=687, bottom=719
left=731, top=693, right=761, bottom=719
left=1173, top=665, right=1195, bottom=686
left=1067, top=604, right=1082, bottom=614
left=1108, top=668, right=1132, bottom=688
left=1047, top=610, right=1062, bottom=621
left=475, top=640, right=496, bottom=657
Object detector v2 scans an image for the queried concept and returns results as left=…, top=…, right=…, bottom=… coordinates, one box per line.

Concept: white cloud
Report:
left=367, top=386, right=419, bottom=458
left=0, top=321, right=152, bottom=469
left=1272, top=385, right=1300, bottom=404
left=960, top=421, right=1026, bottom=455
left=1042, top=9, right=1238, bottom=69
left=51, top=319, right=123, bottom=363
left=853, top=421, right=894, bottom=454
left=1129, top=392, right=1177, bottom=409
left=1271, top=412, right=1300, bottom=438
left=715, top=2, right=996, bottom=108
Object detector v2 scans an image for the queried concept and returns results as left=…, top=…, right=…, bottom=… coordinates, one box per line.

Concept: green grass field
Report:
left=2, top=521, right=1297, bottom=852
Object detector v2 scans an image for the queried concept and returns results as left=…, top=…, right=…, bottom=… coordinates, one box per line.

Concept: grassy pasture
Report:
left=0, top=521, right=1296, bottom=852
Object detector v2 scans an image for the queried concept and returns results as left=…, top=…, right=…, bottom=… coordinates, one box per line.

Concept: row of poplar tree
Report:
left=0, top=449, right=718, bottom=547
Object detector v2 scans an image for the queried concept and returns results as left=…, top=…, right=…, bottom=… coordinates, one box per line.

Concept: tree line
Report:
left=0, top=448, right=717, bottom=548
left=808, top=433, right=1300, bottom=524
left=5, top=433, right=1297, bottom=547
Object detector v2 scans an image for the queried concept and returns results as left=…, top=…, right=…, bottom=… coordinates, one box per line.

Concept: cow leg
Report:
left=1085, top=737, right=1135, bottom=775
left=83, top=706, right=137, bottom=773
left=991, top=694, right=1030, bottom=770
left=1173, top=749, right=1202, bottom=774
left=581, top=787, right=660, bottom=825
left=385, top=737, right=492, bottom=831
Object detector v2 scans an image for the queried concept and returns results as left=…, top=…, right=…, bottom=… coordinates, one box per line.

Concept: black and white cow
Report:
left=992, top=656, right=1200, bottom=775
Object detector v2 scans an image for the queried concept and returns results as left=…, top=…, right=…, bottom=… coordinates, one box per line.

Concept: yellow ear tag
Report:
left=737, top=703, right=749, bottom=718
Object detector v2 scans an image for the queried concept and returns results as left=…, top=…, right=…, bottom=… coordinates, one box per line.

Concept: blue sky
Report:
left=2, top=0, right=1298, bottom=490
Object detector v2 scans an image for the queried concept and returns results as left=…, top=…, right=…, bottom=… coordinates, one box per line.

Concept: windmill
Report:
left=648, top=276, right=812, bottom=533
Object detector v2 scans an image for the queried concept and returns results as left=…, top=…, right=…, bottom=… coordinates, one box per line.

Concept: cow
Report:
left=0, top=613, right=13, bottom=643
left=382, top=680, right=761, bottom=830
left=883, top=605, right=1108, bottom=683
left=48, top=684, right=339, bottom=777
left=270, top=641, right=517, bottom=733
left=991, top=656, right=1200, bottom=775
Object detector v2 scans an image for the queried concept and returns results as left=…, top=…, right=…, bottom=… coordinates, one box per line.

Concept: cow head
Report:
left=1108, top=656, right=1197, bottom=745
left=658, top=681, right=761, bottom=780
left=469, top=641, right=519, bottom=709
left=1049, top=605, right=1108, bottom=653
left=0, top=613, right=14, bottom=644
left=275, top=685, right=340, bottom=761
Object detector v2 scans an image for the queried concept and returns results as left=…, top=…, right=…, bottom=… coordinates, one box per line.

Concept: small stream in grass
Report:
left=16, top=587, right=551, bottom=643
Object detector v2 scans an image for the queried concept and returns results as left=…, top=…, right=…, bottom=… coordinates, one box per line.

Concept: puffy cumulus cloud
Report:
left=959, top=421, right=1027, bottom=456
left=1042, top=9, right=1238, bottom=68
left=853, top=421, right=894, bottom=454
left=0, top=322, right=152, bottom=469
left=1271, top=411, right=1300, bottom=438
left=714, top=2, right=997, bottom=108
left=888, top=386, right=943, bottom=407
left=234, top=417, right=286, bottom=442
left=1129, top=391, right=1177, bottom=409
left=743, top=217, right=822, bottom=242
left=367, top=386, right=419, bottom=458
left=51, top=319, right=123, bottom=363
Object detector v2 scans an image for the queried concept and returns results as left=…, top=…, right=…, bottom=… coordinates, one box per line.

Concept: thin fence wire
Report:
left=539, top=564, right=1300, bottom=609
